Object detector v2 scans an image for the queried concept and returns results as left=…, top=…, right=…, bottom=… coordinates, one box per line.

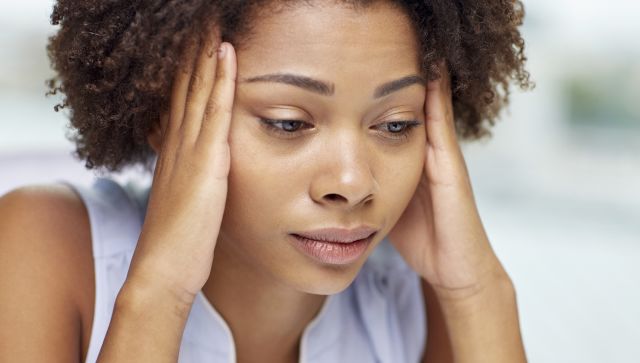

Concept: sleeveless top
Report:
left=61, top=177, right=427, bottom=363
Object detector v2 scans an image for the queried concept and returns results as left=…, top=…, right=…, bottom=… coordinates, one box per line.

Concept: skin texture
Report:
left=45, top=0, right=532, bottom=172
left=147, top=3, right=427, bottom=361
left=0, top=1, right=527, bottom=363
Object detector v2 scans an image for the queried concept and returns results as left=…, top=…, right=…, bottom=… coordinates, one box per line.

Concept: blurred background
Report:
left=0, top=0, right=638, bottom=362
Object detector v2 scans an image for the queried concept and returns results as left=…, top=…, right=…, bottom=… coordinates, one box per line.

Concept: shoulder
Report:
left=0, top=182, right=89, bottom=229
left=0, top=183, right=94, bottom=361
left=0, top=183, right=93, bottom=288
left=0, top=184, right=92, bottom=267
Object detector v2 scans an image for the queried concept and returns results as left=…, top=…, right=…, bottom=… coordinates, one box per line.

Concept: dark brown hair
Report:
left=47, top=0, right=532, bottom=172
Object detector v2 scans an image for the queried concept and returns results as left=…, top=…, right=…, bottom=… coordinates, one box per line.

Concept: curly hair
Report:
left=46, top=0, right=532, bottom=172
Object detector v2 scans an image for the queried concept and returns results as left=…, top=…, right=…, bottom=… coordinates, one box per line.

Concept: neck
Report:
left=202, top=240, right=327, bottom=363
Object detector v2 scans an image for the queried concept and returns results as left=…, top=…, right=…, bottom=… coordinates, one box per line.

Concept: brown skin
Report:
left=0, top=185, right=95, bottom=362
left=0, top=2, right=526, bottom=363
left=46, top=0, right=532, bottom=173
left=391, top=62, right=527, bottom=362
left=147, top=3, right=426, bottom=361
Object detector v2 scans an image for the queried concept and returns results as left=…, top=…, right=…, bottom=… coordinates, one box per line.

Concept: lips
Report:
left=291, top=226, right=378, bottom=244
left=289, top=229, right=376, bottom=265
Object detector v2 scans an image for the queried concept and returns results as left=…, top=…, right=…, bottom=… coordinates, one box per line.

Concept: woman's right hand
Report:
left=125, top=32, right=237, bottom=306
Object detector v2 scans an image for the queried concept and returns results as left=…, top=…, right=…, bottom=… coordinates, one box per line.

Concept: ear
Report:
left=147, top=111, right=169, bottom=154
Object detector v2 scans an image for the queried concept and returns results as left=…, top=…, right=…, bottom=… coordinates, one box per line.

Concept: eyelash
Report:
left=259, top=118, right=422, bottom=141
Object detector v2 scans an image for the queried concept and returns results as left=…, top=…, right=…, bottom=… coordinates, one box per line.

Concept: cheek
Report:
left=223, top=127, right=298, bottom=235
left=377, top=145, right=425, bottom=216
left=226, top=115, right=310, bottom=205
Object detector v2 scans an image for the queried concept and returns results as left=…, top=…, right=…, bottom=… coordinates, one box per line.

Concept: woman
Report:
left=0, top=0, right=531, bottom=362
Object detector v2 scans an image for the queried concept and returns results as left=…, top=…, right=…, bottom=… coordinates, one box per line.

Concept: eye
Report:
left=373, top=120, right=423, bottom=141
left=259, top=118, right=312, bottom=139
left=258, top=118, right=423, bottom=141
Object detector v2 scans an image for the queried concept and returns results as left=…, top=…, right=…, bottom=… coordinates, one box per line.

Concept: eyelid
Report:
left=372, top=120, right=423, bottom=141
left=376, top=108, right=420, bottom=120
left=258, top=118, right=313, bottom=139
left=259, top=117, right=422, bottom=141
left=377, top=120, right=423, bottom=128
left=259, top=118, right=312, bottom=128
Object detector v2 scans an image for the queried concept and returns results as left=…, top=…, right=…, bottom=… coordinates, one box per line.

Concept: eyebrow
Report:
left=242, top=73, right=426, bottom=98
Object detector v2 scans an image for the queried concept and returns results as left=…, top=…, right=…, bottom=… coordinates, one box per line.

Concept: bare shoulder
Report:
left=0, top=183, right=94, bottom=362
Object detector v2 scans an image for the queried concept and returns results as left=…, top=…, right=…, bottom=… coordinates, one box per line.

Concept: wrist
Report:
left=117, top=275, right=196, bottom=320
left=126, top=249, right=203, bottom=307
left=433, top=275, right=517, bottom=324
left=426, top=265, right=514, bottom=304
left=99, top=274, right=194, bottom=361
left=422, top=272, right=526, bottom=363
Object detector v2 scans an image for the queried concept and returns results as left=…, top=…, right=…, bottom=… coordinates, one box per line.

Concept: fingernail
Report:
left=217, top=43, right=226, bottom=59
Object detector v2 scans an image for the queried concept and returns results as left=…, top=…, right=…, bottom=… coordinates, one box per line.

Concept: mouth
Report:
left=292, top=226, right=378, bottom=244
left=289, top=231, right=376, bottom=265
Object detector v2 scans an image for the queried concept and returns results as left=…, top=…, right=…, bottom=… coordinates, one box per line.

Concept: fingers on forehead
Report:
left=425, top=60, right=458, bottom=149
left=177, top=26, right=222, bottom=72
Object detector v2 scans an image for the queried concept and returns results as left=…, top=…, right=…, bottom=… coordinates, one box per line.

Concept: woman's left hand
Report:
left=388, top=62, right=508, bottom=299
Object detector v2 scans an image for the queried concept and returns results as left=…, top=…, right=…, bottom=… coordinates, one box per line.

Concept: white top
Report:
left=62, top=177, right=427, bottom=363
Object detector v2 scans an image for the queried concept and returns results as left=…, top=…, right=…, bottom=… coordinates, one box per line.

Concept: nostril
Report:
left=324, top=193, right=346, bottom=202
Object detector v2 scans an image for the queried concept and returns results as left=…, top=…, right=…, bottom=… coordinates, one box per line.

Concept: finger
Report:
left=425, top=60, right=458, bottom=153
left=424, top=61, right=473, bottom=192
left=198, top=42, right=237, bottom=147
left=423, top=63, right=488, bottom=253
left=180, top=29, right=222, bottom=143
left=166, top=37, right=198, bottom=142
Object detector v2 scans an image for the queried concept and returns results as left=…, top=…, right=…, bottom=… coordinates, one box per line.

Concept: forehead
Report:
left=235, top=2, right=421, bottom=85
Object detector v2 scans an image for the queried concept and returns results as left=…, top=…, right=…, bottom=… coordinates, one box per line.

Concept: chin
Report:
left=286, top=251, right=373, bottom=296
left=289, top=232, right=387, bottom=295
left=294, top=273, right=360, bottom=296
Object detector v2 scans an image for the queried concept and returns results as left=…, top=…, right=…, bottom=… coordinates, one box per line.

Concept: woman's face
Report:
left=217, top=1, right=426, bottom=294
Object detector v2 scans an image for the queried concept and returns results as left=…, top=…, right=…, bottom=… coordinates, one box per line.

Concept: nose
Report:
left=309, top=133, right=378, bottom=210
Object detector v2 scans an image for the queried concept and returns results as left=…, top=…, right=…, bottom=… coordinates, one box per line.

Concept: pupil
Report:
left=283, top=121, right=299, bottom=132
left=388, top=122, right=404, bottom=132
